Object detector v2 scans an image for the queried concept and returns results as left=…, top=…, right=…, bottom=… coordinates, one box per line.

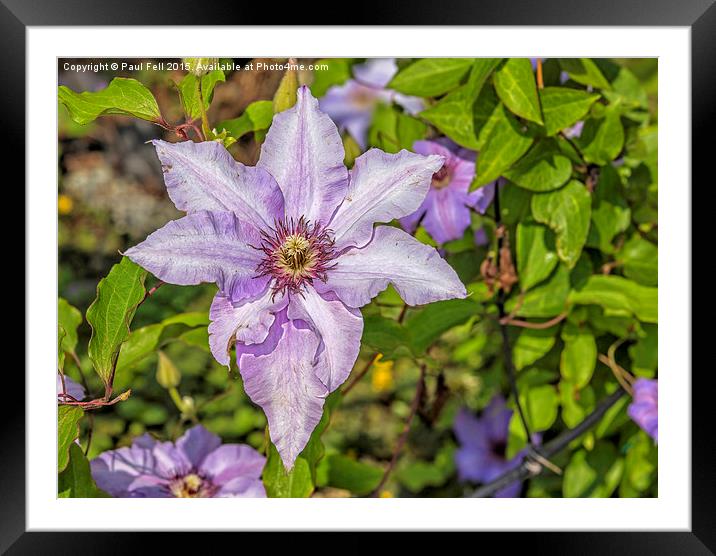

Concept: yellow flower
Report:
left=379, top=490, right=393, bottom=498
left=58, top=194, right=74, bottom=215
left=371, top=354, right=394, bottom=393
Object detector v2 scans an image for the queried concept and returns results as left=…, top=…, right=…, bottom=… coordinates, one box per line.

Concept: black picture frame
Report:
left=5, top=0, right=709, bottom=551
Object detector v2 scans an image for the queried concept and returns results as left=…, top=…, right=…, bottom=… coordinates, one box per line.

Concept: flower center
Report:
left=169, top=473, right=216, bottom=498
left=491, top=440, right=507, bottom=459
left=431, top=165, right=452, bottom=189
left=256, top=217, right=336, bottom=297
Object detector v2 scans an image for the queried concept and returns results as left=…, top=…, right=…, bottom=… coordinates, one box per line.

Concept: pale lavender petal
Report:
left=318, top=226, right=467, bottom=307
left=152, top=139, right=284, bottom=229
left=57, top=374, right=85, bottom=401
left=175, top=425, right=222, bottom=469
left=628, top=378, right=658, bottom=442
left=216, top=477, right=267, bottom=498
left=208, top=290, right=287, bottom=367
left=287, top=289, right=363, bottom=392
left=124, top=211, right=268, bottom=304
left=152, top=441, right=192, bottom=478
left=319, top=80, right=377, bottom=125
left=421, top=188, right=473, bottom=244
left=343, top=115, right=372, bottom=150
left=329, top=149, right=444, bottom=249
left=394, top=92, right=425, bottom=116
left=91, top=444, right=164, bottom=497
left=352, top=58, right=398, bottom=88
left=398, top=202, right=427, bottom=234
left=199, top=444, right=266, bottom=484
left=238, top=319, right=329, bottom=470
left=563, top=120, right=585, bottom=139
left=258, top=86, right=349, bottom=225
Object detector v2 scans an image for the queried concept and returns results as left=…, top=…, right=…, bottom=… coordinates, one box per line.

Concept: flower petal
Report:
left=352, top=58, right=398, bottom=88
left=258, top=86, right=348, bottom=225
left=208, top=290, right=287, bottom=367
left=56, top=374, right=85, bottom=401
left=238, top=318, right=328, bottom=470
left=216, top=477, right=267, bottom=498
left=287, top=289, right=363, bottom=392
left=318, top=226, right=467, bottom=308
left=330, top=149, right=444, bottom=249
left=125, top=211, right=267, bottom=303
left=175, top=425, right=222, bottom=469
left=152, top=139, right=284, bottom=229
left=199, top=444, right=266, bottom=485
left=421, top=188, right=472, bottom=244
left=90, top=445, right=164, bottom=497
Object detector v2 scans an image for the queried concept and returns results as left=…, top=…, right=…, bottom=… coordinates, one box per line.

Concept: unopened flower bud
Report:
left=156, top=351, right=181, bottom=389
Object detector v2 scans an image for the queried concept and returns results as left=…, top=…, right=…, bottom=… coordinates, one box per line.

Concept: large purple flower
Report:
left=400, top=139, right=495, bottom=245
left=628, top=378, right=658, bottom=442
left=454, top=396, right=526, bottom=498
left=90, top=425, right=266, bottom=497
left=319, top=58, right=424, bottom=149
left=125, top=86, right=466, bottom=469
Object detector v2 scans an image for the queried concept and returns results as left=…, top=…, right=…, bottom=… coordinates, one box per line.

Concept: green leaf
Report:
left=560, top=322, right=597, bottom=389
left=322, top=454, right=383, bottom=495
left=516, top=220, right=559, bottom=291
left=404, top=299, right=479, bottom=354
left=178, top=69, right=225, bottom=120
left=563, top=443, right=624, bottom=498
left=618, top=235, right=658, bottom=286
left=310, top=58, right=353, bottom=97
left=217, top=100, right=274, bottom=140
left=361, top=315, right=413, bottom=360
left=389, top=58, right=474, bottom=97
left=513, top=328, right=557, bottom=371
left=558, top=59, right=612, bottom=90
left=568, top=275, right=657, bottom=323
left=473, top=103, right=534, bottom=188
left=493, top=58, right=543, bottom=124
left=540, top=87, right=600, bottom=136
left=504, top=139, right=572, bottom=192
left=58, top=444, right=108, bottom=498
left=465, top=58, right=502, bottom=98
left=369, top=103, right=427, bottom=153
left=586, top=164, right=631, bottom=253
left=520, top=384, right=560, bottom=431
left=420, top=86, right=480, bottom=149
left=58, top=405, right=84, bottom=472
left=58, top=77, right=162, bottom=125
left=559, top=380, right=596, bottom=428
left=576, top=106, right=625, bottom=165
left=531, top=180, right=592, bottom=269
left=86, top=257, right=147, bottom=388
left=629, top=323, right=658, bottom=378
left=506, top=263, right=570, bottom=318
left=58, top=298, right=82, bottom=371
left=620, top=431, right=657, bottom=496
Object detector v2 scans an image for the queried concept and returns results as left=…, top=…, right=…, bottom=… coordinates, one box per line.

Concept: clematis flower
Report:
left=90, top=425, right=266, bottom=497
left=628, top=378, right=658, bottom=442
left=454, top=396, right=533, bottom=498
left=57, top=373, right=85, bottom=401
left=400, top=139, right=495, bottom=245
left=319, top=58, right=424, bottom=149
left=125, top=86, right=466, bottom=469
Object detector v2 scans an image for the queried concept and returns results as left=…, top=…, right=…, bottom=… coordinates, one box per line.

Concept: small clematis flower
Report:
left=125, top=86, right=466, bottom=469
left=90, top=425, right=266, bottom=497
left=319, top=58, right=424, bottom=149
left=628, top=378, right=658, bottom=442
left=57, top=374, right=85, bottom=401
left=400, top=139, right=495, bottom=245
left=454, top=396, right=534, bottom=498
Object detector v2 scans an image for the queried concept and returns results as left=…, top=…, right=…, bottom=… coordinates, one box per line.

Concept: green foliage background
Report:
left=57, top=57, right=657, bottom=499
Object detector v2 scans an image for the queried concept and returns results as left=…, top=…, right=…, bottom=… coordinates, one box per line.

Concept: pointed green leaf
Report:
left=321, top=454, right=383, bottom=495
left=420, top=86, right=480, bottom=149
left=506, top=263, right=570, bottom=318
left=558, top=59, right=612, bottom=90
left=473, top=104, right=534, bottom=188
left=59, top=77, right=162, bottom=125
left=178, top=69, right=225, bottom=120
left=531, top=180, right=592, bottom=268
left=586, top=164, right=631, bottom=253
left=217, top=100, right=274, bottom=140
left=504, top=139, right=572, bottom=192
left=516, top=220, right=559, bottom=291
left=540, top=87, right=600, bottom=136
left=568, top=275, right=657, bottom=323
left=58, top=443, right=108, bottom=498
left=86, top=257, right=147, bottom=388
left=58, top=405, right=84, bottom=472
left=576, top=107, right=625, bottom=165
left=389, top=58, right=474, bottom=97
left=310, top=58, right=353, bottom=97
left=493, top=58, right=543, bottom=124
left=513, top=328, right=557, bottom=371
left=618, top=235, right=658, bottom=286
left=404, top=298, right=480, bottom=354
left=560, top=322, right=597, bottom=388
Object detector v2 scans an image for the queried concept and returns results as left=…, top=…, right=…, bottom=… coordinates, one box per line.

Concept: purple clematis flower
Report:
left=628, top=378, right=658, bottom=442
left=125, top=86, right=466, bottom=469
left=90, top=425, right=266, bottom=497
left=454, top=396, right=530, bottom=498
left=319, top=58, right=424, bottom=149
left=400, top=139, right=495, bottom=245
left=57, top=373, right=85, bottom=401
